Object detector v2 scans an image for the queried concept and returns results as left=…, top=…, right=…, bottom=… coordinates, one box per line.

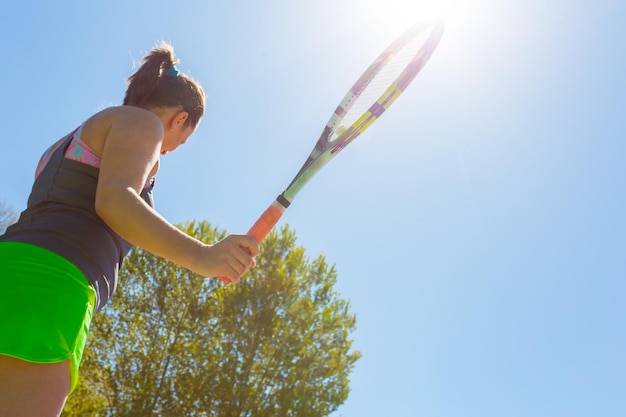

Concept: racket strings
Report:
left=330, top=25, right=434, bottom=140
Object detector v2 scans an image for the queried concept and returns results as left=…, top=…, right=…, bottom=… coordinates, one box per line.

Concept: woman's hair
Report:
left=124, top=42, right=205, bottom=128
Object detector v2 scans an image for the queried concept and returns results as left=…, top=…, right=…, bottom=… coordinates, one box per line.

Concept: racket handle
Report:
left=247, top=199, right=286, bottom=243
left=216, top=200, right=286, bottom=285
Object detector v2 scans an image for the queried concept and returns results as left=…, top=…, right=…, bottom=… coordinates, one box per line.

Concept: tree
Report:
left=63, top=221, right=361, bottom=417
left=0, top=200, right=18, bottom=234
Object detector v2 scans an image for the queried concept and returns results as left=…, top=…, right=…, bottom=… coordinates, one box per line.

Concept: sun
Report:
left=343, top=0, right=496, bottom=77
left=355, top=0, right=472, bottom=38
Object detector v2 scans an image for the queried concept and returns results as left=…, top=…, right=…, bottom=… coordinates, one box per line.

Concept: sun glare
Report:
left=345, top=0, right=503, bottom=89
left=357, top=0, right=476, bottom=38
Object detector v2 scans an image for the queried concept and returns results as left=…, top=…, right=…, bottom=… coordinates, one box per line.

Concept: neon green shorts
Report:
left=0, top=242, right=96, bottom=394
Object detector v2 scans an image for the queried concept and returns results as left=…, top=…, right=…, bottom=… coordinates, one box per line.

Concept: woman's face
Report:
left=161, top=119, right=197, bottom=155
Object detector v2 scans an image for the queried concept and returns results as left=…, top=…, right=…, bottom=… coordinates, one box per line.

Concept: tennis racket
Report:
left=248, top=18, right=444, bottom=243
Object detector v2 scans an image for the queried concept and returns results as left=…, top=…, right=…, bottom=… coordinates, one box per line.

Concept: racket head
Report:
left=330, top=18, right=444, bottom=143
left=282, top=18, right=445, bottom=202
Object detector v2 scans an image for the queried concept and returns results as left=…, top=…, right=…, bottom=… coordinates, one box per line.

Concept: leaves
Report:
left=0, top=200, right=18, bottom=234
left=63, top=222, right=360, bottom=417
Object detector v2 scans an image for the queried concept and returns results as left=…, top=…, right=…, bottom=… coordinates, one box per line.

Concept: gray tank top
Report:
left=1, top=128, right=155, bottom=312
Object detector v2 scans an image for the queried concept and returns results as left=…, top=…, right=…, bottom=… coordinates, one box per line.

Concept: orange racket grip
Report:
left=247, top=200, right=286, bottom=243
left=216, top=200, right=286, bottom=285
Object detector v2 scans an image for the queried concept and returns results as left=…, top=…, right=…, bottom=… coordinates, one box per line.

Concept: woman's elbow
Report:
left=95, top=186, right=132, bottom=224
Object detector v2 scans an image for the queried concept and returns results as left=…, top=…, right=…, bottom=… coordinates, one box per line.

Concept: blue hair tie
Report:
left=164, top=66, right=180, bottom=77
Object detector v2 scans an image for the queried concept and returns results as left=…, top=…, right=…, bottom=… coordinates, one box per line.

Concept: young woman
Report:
left=0, top=42, right=259, bottom=417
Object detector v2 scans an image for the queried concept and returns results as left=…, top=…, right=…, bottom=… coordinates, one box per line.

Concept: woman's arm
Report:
left=94, top=107, right=257, bottom=283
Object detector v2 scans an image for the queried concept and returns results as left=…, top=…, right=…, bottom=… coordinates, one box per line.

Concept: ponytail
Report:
left=124, top=42, right=205, bottom=128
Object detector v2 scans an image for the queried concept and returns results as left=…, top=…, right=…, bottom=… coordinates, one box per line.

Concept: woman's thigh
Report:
left=0, top=355, right=70, bottom=417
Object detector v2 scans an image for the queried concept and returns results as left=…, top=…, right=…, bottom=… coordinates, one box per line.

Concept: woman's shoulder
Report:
left=81, top=106, right=163, bottom=155
left=88, top=106, right=161, bottom=127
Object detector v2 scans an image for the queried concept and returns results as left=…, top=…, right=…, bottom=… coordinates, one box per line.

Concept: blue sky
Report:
left=1, top=0, right=625, bottom=416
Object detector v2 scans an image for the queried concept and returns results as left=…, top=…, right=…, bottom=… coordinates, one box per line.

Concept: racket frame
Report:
left=248, top=18, right=445, bottom=243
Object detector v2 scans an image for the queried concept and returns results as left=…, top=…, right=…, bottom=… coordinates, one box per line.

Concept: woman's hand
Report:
left=197, top=234, right=260, bottom=284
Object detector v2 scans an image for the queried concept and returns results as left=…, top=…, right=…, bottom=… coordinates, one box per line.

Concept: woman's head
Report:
left=124, top=42, right=205, bottom=129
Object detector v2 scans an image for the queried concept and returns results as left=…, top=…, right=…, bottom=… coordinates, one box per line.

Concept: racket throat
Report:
left=276, top=193, right=291, bottom=208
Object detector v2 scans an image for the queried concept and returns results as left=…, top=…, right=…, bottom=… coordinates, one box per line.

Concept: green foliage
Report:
left=63, top=222, right=360, bottom=417
left=0, top=200, right=18, bottom=234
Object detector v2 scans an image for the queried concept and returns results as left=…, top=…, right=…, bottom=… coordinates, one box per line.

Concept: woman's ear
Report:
left=171, top=111, right=189, bottom=129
